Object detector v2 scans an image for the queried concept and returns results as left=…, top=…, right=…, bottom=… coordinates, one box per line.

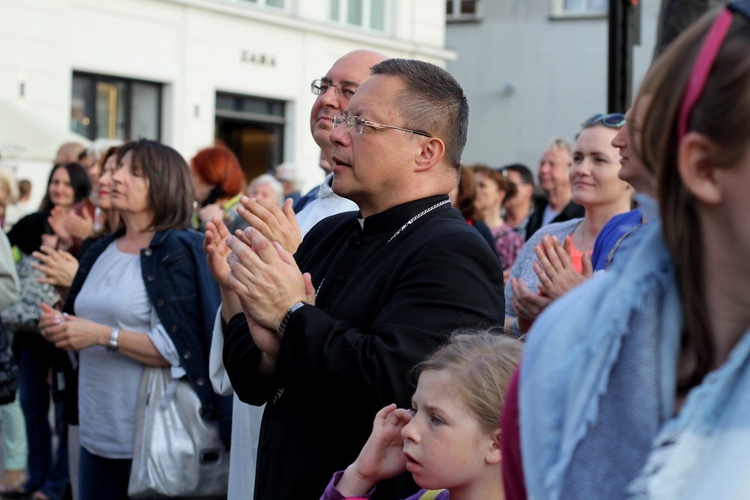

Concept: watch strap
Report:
left=277, top=302, right=305, bottom=338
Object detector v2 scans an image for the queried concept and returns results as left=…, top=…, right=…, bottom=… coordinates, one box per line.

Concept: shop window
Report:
left=71, top=72, right=161, bottom=141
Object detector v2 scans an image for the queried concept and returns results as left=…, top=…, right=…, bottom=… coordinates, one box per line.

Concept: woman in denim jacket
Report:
left=39, top=139, right=229, bottom=500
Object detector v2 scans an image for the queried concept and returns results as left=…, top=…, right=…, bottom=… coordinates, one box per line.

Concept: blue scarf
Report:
left=520, top=221, right=681, bottom=498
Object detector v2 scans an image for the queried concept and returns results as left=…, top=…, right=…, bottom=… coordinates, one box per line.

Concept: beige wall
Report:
left=446, top=0, right=659, bottom=171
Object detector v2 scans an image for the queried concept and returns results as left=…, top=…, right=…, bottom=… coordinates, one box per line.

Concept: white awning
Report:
left=0, top=100, right=92, bottom=161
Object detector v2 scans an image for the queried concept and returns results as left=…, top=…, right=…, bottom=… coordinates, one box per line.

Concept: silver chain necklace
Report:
left=387, top=199, right=450, bottom=243
left=316, top=199, right=450, bottom=297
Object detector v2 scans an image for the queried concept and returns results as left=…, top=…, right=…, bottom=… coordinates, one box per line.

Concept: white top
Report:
left=296, top=173, right=358, bottom=235
left=75, top=241, right=180, bottom=459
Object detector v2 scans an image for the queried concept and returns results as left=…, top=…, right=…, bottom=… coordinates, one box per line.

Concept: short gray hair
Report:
left=248, top=173, right=284, bottom=207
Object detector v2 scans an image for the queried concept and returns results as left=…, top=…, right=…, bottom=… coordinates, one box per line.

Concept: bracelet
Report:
left=106, top=327, right=120, bottom=353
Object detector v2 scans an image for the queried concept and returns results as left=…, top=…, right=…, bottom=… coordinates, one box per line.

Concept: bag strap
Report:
left=147, top=307, right=179, bottom=410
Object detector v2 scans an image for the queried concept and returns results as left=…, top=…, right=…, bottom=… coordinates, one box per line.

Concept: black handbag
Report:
left=0, top=321, right=18, bottom=405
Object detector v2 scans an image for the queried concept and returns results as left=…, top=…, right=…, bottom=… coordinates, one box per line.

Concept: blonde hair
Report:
left=414, top=330, right=523, bottom=434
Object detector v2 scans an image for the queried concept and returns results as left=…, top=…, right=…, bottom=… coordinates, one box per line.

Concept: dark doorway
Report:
left=214, top=92, right=286, bottom=183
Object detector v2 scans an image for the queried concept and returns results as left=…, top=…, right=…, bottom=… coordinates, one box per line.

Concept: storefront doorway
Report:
left=214, top=92, right=286, bottom=183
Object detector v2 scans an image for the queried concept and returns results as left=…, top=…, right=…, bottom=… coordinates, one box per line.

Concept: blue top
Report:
left=590, top=208, right=643, bottom=271
left=294, top=184, right=321, bottom=213
left=504, top=218, right=582, bottom=318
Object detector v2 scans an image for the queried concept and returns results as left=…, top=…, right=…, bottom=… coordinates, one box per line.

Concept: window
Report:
left=228, top=0, right=285, bottom=8
left=71, top=72, right=162, bottom=141
left=551, top=0, right=608, bottom=18
left=330, top=0, right=387, bottom=31
left=446, top=0, right=483, bottom=22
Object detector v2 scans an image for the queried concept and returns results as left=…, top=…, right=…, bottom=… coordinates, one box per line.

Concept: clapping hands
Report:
left=31, top=244, right=79, bottom=296
left=48, top=206, right=94, bottom=248
left=533, top=235, right=592, bottom=300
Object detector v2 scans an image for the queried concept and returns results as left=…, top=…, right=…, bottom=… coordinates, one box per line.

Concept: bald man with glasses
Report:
left=292, top=50, right=388, bottom=226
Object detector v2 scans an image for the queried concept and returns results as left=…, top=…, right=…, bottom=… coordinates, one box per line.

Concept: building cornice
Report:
left=161, top=0, right=456, bottom=60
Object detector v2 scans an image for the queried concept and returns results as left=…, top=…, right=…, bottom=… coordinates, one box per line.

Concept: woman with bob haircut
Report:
left=190, top=145, right=246, bottom=231
left=38, top=139, right=229, bottom=500
left=471, top=164, right=523, bottom=272
left=503, top=3, right=750, bottom=498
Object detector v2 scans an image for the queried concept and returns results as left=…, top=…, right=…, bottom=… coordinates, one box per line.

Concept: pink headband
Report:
left=676, top=9, right=735, bottom=141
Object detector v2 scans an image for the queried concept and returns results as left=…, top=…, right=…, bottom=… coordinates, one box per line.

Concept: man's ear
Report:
left=677, top=132, right=722, bottom=205
left=485, top=429, right=502, bottom=465
left=414, top=137, right=445, bottom=172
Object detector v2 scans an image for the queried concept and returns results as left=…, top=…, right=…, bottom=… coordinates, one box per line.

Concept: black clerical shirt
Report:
left=224, top=195, right=505, bottom=499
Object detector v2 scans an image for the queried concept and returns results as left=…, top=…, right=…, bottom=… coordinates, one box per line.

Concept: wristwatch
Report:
left=106, top=327, right=120, bottom=353
left=277, top=302, right=306, bottom=338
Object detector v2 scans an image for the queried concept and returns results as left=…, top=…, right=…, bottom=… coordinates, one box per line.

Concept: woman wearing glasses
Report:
left=504, top=113, right=633, bottom=336
left=504, top=4, right=750, bottom=498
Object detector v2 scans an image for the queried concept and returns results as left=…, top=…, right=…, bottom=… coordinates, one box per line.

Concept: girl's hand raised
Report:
left=335, top=404, right=412, bottom=496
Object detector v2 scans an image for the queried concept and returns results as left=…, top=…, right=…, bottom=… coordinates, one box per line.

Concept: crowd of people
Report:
left=0, top=3, right=748, bottom=499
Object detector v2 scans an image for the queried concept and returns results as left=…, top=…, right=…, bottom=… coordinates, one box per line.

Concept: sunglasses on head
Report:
left=581, top=113, right=627, bottom=129
left=677, top=0, right=750, bottom=140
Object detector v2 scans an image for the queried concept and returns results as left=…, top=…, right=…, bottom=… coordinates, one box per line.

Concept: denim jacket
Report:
left=514, top=219, right=750, bottom=499
left=63, top=228, right=232, bottom=438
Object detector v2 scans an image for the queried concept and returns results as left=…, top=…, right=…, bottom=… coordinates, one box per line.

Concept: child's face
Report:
left=401, top=369, right=498, bottom=492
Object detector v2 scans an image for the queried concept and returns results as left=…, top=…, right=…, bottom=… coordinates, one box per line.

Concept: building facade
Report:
left=446, top=0, right=659, bottom=171
left=0, top=0, right=452, bottom=208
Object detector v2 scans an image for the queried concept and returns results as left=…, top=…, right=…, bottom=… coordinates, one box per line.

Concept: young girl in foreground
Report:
left=321, top=332, right=523, bottom=500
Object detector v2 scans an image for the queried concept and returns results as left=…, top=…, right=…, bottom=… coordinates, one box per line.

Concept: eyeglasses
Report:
left=310, top=79, right=358, bottom=100
left=581, top=113, right=626, bottom=129
left=333, top=115, right=431, bottom=138
left=677, top=0, right=750, bottom=140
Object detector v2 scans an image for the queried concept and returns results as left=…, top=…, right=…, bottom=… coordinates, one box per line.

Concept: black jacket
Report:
left=224, top=195, right=505, bottom=499
left=525, top=199, right=585, bottom=239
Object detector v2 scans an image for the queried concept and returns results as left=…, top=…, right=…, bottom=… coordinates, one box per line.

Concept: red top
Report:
left=501, top=367, right=527, bottom=500
left=569, top=242, right=583, bottom=274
